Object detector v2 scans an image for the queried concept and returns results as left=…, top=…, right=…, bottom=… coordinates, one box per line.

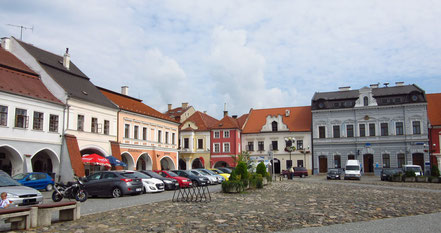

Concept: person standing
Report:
left=0, top=192, right=12, bottom=208
left=289, top=166, right=294, bottom=180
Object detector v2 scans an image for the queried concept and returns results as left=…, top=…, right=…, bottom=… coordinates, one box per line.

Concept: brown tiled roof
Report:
left=165, top=106, right=191, bottom=118
left=427, top=93, right=441, bottom=126
left=99, top=87, right=178, bottom=123
left=242, top=106, right=311, bottom=133
left=212, top=115, right=241, bottom=129
left=180, top=111, right=219, bottom=131
left=0, top=48, right=62, bottom=104
left=237, top=114, right=249, bottom=129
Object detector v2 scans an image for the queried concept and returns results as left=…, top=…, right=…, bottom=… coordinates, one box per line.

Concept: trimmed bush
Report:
left=405, top=170, right=416, bottom=177
left=431, top=164, right=440, bottom=177
left=236, top=161, right=249, bottom=182
left=229, top=168, right=238, bottom=181
left=256, top=162, right=267, bottom=177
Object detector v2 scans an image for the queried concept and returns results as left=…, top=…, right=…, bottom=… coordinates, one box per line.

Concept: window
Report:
left=223, top=143, right=230, bottom=153
left=348, top=154, right=355, bottom=160
left=214, top=143, right=220, bottom=153
left=158, top=130, right=162, bottom=143
left=15, top=108, right=28, bottom=128
left=333, top=125, right=340, bottom=138
left=297, top=160, right=304, bottom=167
left=395, top=122, right=403, bottom=135
left=412, top=121, right=421, bottom=134
left=104, top=120, right=109, bottom=135
left=258, top=141, right=264, bottom=151
left=319, top=126, right=326, bottom=138
left=214, top=131, right=220, bottom=138
left=143, top=127, right=147, bottom=140
left=271, top=141, right=278, bottom=151
left=286, top=160, right=292, bottom=169
left=224, top=130, right=230, bottom=138
left=198, top=139, right=203, bottom=149
left=248, top=142, right=254, bottom=151
left=359, top=124, right=366, bottom=137
left=49, top=114, right=58, bottom=132
left=134, top=126, right=139, bottom=139
left=346, top=125, right=354, bottom=137
left=363, top=96, right=369, bottom=106
left=334, top=155, right=341, bottom=168
left=369, top=123, right=376, bottom=136
left=0, top=105, right=7, bottom=126
left=165, top=132, right=169, bottom=144
left=91, top=117, right=98, bottom=133
left=184, top=138, right=189, bottom=149
left=272, top=121, right=278, bottom=132
left=172, top=133, right=175, bottom=145
left=33, top=112, right=44, bottom=130
left=77, top=115, right=84, bottom=131
left=381, top=123, right=388, bottom=136
left=297, top=140, right=303, bottom=150
left=397, top=153, right=405, bottom=168
left=383, top=154, right=390, bottom=168
left=124, top=124, right=130, bottom=138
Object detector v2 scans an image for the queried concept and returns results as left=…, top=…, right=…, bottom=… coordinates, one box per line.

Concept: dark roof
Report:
left=372, top=84, right=424, bottom=97
left=15, top=38, right=117, bottom=109
left=312, top=90, right=359, bottom=101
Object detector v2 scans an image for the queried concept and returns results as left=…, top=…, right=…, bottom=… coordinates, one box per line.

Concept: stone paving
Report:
left=14, top=178, right=441, bottom=233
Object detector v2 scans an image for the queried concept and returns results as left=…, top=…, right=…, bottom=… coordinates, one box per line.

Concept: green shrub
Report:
left=236, top=161, right=249, bottom=182
left=222, top=180, right=244, bottom=193
left=256, top=176, right=263, bottom=189
left=229, top=168, right=238, bottom=181
left=405, top=170, right=416, bottom=177
left=265, top=172, right=272, bottom=182
left=256, top=162, right=267, bottom=177
left=431, top=164, right=440, bottom=177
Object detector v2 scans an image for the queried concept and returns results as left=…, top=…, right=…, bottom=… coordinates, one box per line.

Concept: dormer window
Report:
left=272, top=121, right=278, bottom=132
left=363, top=96, right=369, bottom=106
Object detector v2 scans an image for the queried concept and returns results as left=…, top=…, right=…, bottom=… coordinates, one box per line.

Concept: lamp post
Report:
left=285, top=137, right=296, bottom=168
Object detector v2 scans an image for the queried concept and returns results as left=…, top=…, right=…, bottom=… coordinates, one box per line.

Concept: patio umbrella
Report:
left=106, top=156, right=127, bottom=167
left=82, top=154, right=111, bottom=167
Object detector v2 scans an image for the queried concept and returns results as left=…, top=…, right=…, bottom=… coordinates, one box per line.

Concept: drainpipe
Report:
left=58, top=94, right=70, bottom=182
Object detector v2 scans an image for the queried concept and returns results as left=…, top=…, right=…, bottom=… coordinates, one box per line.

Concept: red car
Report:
left=282, top=167, right=308, bottom=178
left=154, top=170, right=192, bottom=188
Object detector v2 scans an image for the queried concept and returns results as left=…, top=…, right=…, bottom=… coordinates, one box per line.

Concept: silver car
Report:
left=190, top=169, right=217, bottom=185
left=197, top=169, right=224, bottom=184
left=0, top=170, right=43, bottom=207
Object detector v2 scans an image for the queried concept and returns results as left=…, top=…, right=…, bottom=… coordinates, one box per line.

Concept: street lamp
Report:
left=285, top=137, right=296, bottom=167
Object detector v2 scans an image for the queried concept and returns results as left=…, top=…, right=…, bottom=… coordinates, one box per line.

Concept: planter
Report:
left=403, top=176, right=415, bottom=182
left=223, top=186, right=242, bottom=193
left=428, top=177, right=440, bottom=183
left=415, top=176, right=428, bottom=182
left=263, top=177, right=268, bottom=186
left=391, top=176, right=402, bottom=182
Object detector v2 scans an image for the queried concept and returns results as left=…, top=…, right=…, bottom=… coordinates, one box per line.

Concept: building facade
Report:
left=427, top=93, right=441, bottom=174
left=312, top=83, right=429, bottom=175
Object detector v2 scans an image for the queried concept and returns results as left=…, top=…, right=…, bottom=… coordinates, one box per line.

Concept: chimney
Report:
left=223, top=103, right=228, bottom=117
left=395, top=81, right=404, bottom=86
left=168, top=104, right=172, bottom=111
left=285, top=109, right=290, bottom=117
left=121, top=86, right=129, bottom=95
left=232, top=115, right=238, bottom=119
left=370, top=83, right=379, bottom=88
left=1, top=38, right=10, bottom=51
left=384, top=82, right=390, bottom=87
left=63, top=48, right=70, bottom=70
left=182, top=102, right=188, bottom=109
left=338, top=86, right=351, bottom=91
left=203, top=111, right=207, bottom=114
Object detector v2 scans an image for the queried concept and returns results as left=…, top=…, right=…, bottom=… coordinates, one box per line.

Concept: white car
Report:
left=0, top=170, right=43, bottom=207
left=131, top=171, right=165, bottom=193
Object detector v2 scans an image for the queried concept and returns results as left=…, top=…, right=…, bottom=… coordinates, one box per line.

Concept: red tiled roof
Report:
left=99, top=87, right=177, bottom=123
left=237, top=114, right=249, bottom=129
left=212, top=115, right=241, bottom=129
left=242, top=106, right=311, bottom=133
left=0, top=48, right=62, bottom=104
left=427, top=93, right=441, bottom=126
left=180, top=111, right=219, bottom=131
left=165, top=106, right=192, bottom=118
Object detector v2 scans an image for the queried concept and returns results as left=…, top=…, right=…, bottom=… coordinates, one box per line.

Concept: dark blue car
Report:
left=12, top=172, right=55, bottom=191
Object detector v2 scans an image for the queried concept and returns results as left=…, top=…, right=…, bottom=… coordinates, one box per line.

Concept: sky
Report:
left=1, top=0, right=441, bottom=119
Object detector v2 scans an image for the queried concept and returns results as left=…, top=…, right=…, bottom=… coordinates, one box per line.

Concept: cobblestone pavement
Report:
left=14, top=178, right=441, bottom=233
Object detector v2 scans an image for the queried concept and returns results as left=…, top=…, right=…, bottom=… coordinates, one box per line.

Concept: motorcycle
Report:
left=52, top=177, right=88, bottom=202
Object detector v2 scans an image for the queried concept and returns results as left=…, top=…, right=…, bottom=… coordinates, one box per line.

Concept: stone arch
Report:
left=79, top=145, right=108, bottom=157
left=121, top=152, right=135, bottom=170
left=191, top=158, right=204, bottom=169
left=32, top=148, right=60, bottom=177
left=160, top=156, right=176, bottom=170
left=0, top=145, right=24, bottom=176
left=136, top=153, right=153, bottom=171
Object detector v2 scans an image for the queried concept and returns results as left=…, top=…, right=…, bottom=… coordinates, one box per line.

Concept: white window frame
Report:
left=223, top=142, right=230, bottom=153
left=223, top=130, right=230, bottom=138
left=318, top=125, right=326, bottom=138
left=395, top=121, right=404, bottom=135
left=358, top=123, right=366, bottom=137
left=213, top=143, right=220, bottom=153
left=214, top=131, right=220, bottom=138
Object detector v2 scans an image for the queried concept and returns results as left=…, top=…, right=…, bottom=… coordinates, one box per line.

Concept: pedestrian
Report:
left=0, top=192, right=12, bottom=208
left=289, top=166, right=294, bottom=180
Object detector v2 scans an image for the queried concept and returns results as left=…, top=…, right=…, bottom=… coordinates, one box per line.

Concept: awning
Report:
left=82, top=153, right=111, bottom=167
left=106, top=155, right=127, bottom=167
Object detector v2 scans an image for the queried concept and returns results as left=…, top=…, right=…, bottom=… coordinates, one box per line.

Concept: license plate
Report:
left=136, top=188, right=142, bottom=192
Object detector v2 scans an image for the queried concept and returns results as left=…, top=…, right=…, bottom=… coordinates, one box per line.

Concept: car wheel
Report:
left=46, top=184, right=54, bottom=191
left=112, top=187, right=123, bottom=198
left=301, top=174, right=305, bottom=178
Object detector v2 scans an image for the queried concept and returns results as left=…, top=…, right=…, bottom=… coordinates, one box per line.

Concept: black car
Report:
left=380, top=168, right=404, bottom=181
left=327, top=168, right=344, bottom=180
left=140, top=170, right=179, bottom=190
left=172, top=170, right=209, bottom=186
left=217, top=167, right=232, bottom=174
left=83, top=171, right=143, bottom=198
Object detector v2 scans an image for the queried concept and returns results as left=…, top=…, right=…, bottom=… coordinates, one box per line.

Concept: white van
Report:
left=344, top=160, right=361, bottom=180
left=403, top=165, right=423, bottom=176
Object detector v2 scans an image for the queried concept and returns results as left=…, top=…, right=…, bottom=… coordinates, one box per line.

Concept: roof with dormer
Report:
left=180, top=111, right=219, bottom=131
left=242, top=106, right=311, bottom=133
left=427, top=93, right=441, bottom=126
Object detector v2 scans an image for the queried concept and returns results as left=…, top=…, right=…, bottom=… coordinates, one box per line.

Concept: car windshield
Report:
left=167, top=171, right=178, bottom=177
left=12, top=173, right=27, bottom=180
left=406, top=167, right=421, bottom=172
left=200, top=169, right=215, bottom=175
left=143, top=171, right=163, bottom=179
left=0, top=175, right=22, bottom=187
left=219, top=167, right=232, bottom=173
left=346, top=165, right=360, bottom=171
left=294, top=167, right=307, bottom=171
left=121, top=172, right=138, bottom=178
left=191, top=170, right=202, bottom=176
left=133, top=171, right=151, bottom=179
left=328, top=169, right=339, bottom=174
left=212, top=169, right=222, bottom=174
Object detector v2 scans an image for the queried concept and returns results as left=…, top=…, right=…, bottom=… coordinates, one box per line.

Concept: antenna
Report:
left=6, top=24, right=34, bottom=40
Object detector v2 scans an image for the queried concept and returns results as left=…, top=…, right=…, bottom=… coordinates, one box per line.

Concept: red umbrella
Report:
left=82, top=154, right=111, bottom=167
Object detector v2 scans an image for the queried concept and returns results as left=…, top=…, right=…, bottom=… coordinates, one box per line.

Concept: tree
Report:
left=231, top=151, right=250, bottom=167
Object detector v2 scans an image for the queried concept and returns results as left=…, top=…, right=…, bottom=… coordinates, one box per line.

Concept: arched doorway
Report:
left=121, top=153, right=135, bottom=170
left=80, top=148, right=108, bottom=176
left=214, top=161, right=229, bottom=168
left=0, top=146, right=23, bottom=176
left=136, top=153, right=153, bottom=171
left=412, top=153, right=424, bottom=168
left=32, top=150, right=55, bottom=175
left=160, top=157, right=176, bottom=170
left=363, top=154, right=374, bottom=173
left=179, top=159, right=186, bottom=170
left=319, top=156, right=328, bottom=173
left=192, top=158, right=203, bottom=169
left=270, top=158, right=281, bottom=174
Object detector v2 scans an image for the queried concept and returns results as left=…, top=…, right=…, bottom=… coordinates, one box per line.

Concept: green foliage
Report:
left=265, top=172, right=272, bottom=182
left=222, top=180, right=244, bottom=193
left=256, top=176, right=264, bottom=189
left=231, top=151, right=251, bottom=167
left=405, top=170, right=416, bottom=177
left=229, top=168, right=238, bottom=181
left=236, top=161, right=249, bottom=182
left=431, top=164, right=440, bottom=177
left=256, top=162, right=267, bottom=177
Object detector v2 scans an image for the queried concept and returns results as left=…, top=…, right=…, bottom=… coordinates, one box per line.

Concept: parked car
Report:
left=403, top=165, right=423, bottom=176
left=154, top=170, right=192, bottom=188
left=344, top=160, right=361, bottom=180
left=172, top=170, right=209, bottom=186
left=140, top=170, right=179, bottom=190
left=209, top=168, right=230, bottom=181
left=380, top=168, right=404, bottom=181
left=217, top=167, right=232, bottom=174
left=327, top=168, right=344, bottom=180
left=83, top=171, right=143, bottom=198
left=0, top=170, right=43, bottom=207
left=12, top=172, right=55, bottom=191
left=130, top=171, right=164, bottom=193
left=190, top=169, right=217, bottom=185
left=197, top=169, right=225, bottom=183
left=293, top=167, right=308, bottom=178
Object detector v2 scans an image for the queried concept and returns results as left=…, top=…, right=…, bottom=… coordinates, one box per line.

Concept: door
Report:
left=274, top=159, right=281, bottom=174
left=412, top=153, right=424, bottom=168
left=84, top=172, right=103, bottom=195
left=363, top=154, right=374, bottom=173
left=319, top=156, right=328, bottom=173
